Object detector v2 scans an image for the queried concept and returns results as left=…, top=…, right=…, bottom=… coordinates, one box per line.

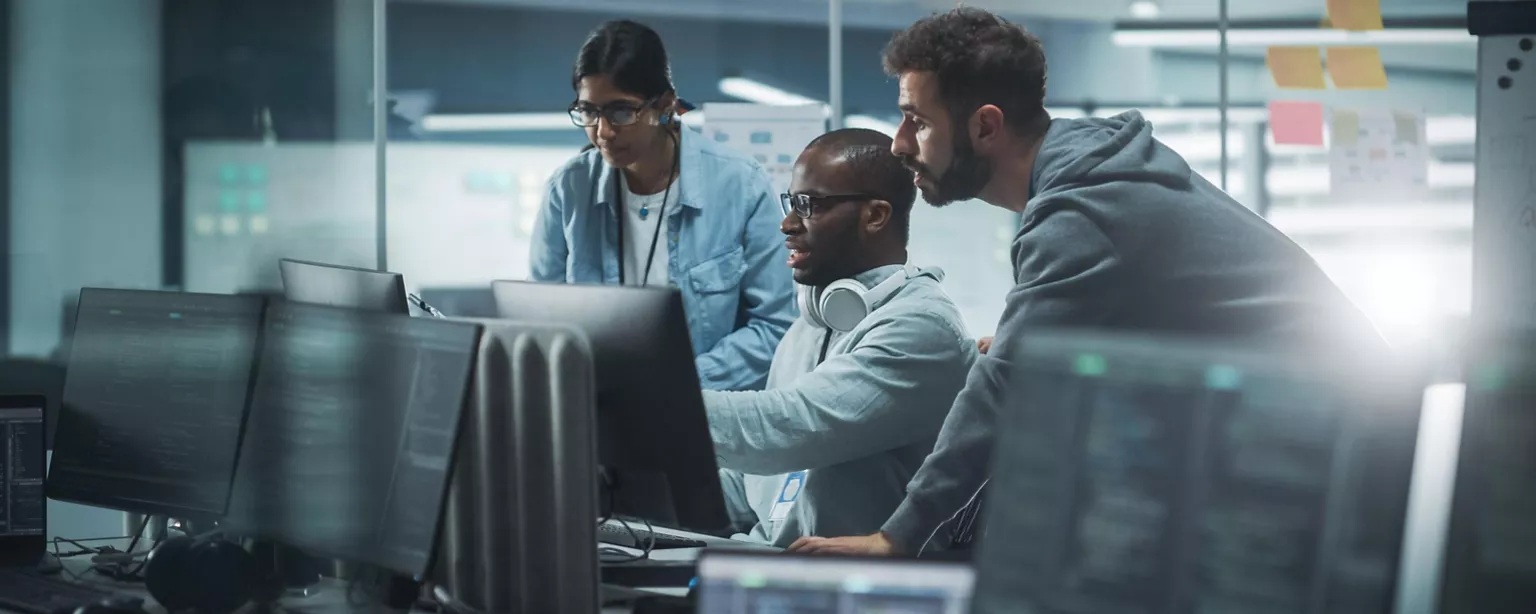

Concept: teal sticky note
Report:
left=246, top=165, right=268, bottom=185
left=247, top=191, right=267, bottom=212
left=219, top=164, right=241, bottom=185
left=219, top=192, right=241, bottom=212
left=1206, top=364, right=1243, bottom=390
left=1474, top=363, right=1506, bottom=391
left=1074, top=353, right=1107, bottom=377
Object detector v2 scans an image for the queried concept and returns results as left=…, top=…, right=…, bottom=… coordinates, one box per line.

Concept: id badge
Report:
left=768, top=471, right=806, bottom=524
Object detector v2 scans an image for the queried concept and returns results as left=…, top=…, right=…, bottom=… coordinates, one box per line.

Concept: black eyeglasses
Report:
left=780, top=193, right=876, bottom=219
left=568, top=97, right=659, bottom=128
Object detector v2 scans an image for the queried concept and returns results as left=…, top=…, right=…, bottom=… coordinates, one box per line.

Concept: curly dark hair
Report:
left=882, top=7, right=1049, bottom=137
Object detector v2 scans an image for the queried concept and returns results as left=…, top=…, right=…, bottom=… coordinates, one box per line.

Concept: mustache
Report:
left=898, top=155, right=930, bottom=178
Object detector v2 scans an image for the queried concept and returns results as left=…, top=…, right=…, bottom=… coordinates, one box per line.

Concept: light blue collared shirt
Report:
left=528, top=127, right=795, bottom=391
left=706, top=265, right=979, bottom=546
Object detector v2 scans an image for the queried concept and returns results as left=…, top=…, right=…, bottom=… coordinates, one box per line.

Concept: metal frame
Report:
left=0, top=0, right=10, bottom=352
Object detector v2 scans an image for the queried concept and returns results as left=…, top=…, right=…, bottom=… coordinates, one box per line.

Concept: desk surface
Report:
left=5, top=544, right=716, bottom=614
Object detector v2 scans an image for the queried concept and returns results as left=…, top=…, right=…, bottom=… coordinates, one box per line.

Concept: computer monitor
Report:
left=278, top=258, right=408, bottom=314
left=49, top=289, right=266, bottom=519
left=695, top=550, right=975, bottom=613
left=971, top=330, right=1422, bottom=614
left=222, top=302, right=480, bottom=577
left=1438, top=331, right=1536, bottom=614
left=491, top=281, right=729, bottom=533
left=0, top=396, right=46, bottom=565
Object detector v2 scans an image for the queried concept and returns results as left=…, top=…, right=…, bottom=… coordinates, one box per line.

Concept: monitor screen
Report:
left=278, top=258, right=408, bottom=314
left=695, top=551, right=975, bottom=614
left=492, top=281, right=728, bottom=532
left=50, top=289, right=265, bottom=518
left=971, top=331, right=1421, bottom=614
left=1439, top=335, right=1536, bottom=614
left=0, top=404, right=45, bottom=537
left=222, top=302, right=479, bottom=576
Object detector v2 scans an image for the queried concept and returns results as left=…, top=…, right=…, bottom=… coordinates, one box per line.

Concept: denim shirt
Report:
left=528, top=127, right=795, bottom=391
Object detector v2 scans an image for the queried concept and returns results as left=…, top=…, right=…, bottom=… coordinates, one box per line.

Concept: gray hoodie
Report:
left=880, top=112, right=1384, bottom=553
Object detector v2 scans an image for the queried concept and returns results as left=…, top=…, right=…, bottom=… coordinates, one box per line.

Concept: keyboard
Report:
left=597, top=522, right=707, bottom=550
left=0, top=570, right=115, bottom=614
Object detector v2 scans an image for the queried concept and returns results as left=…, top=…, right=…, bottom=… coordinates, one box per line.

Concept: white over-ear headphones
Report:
left=798, top=264, right=944, bottom=333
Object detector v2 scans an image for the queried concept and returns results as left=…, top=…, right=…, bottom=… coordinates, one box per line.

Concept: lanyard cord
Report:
left=613, top=131, right=681, bottom=286
left=817, top=328, right=832, bottom=365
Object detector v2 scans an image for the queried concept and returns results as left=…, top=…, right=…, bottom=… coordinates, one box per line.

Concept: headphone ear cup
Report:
left=818, top=279, right=872, bottom=333
left=187, top=540, right=257, bottom=614
left=144, top=536, right=196, bottom=612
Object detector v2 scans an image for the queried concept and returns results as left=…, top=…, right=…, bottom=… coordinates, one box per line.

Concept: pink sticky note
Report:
left=1268, top=100, right=1325, bottom=146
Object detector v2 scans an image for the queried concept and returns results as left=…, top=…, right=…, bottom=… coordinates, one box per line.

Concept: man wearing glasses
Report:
left=703, top=128, right=978, bottom=547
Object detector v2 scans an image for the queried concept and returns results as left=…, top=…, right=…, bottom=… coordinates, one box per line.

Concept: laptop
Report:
left=0, top=394, right=119, bottom=613
left=694, top=549, right=975, bottom=613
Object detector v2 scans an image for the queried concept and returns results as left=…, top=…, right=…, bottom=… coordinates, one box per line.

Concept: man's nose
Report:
left=892, top=122, right=916, bottom=158
left=781, top=210, right=804, bottom=235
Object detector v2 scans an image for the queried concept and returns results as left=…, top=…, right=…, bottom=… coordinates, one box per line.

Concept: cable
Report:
left=593, top=470, right=659, bottom=564
left=123, top=515, right=151, bottom=557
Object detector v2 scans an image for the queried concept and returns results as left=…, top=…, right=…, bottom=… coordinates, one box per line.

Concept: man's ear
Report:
left=971, top=105, right=1006, bottom=154
left=863, top=199, right=893, bottom=234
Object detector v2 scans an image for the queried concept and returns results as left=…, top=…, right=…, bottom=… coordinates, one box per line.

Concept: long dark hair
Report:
left=572, top=20, right=675, bottom=101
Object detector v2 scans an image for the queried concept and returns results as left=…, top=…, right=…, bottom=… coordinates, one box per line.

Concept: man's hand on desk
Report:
left=785, top=532, right=895, bottom=556
left=977, top=337, right=993, bottom=355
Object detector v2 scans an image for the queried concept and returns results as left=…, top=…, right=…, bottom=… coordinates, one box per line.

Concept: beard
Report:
left=906, top=132, right=993, bottom=207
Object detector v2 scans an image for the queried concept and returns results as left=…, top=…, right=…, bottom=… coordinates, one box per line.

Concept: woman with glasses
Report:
left=530, top=20, right=794, bottom=391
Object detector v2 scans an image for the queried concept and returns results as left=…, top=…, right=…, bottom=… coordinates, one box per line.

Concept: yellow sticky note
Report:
left=1333, top=110, right=1360, bottom=148
left=1326, top=47, right=1389, bottom=89
left=1327, top=0, right=1384, bottom=31
left=1266, top=47, right=1327, bottom=89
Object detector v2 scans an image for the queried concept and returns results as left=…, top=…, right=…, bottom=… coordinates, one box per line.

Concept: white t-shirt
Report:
left=619, top=174, right=679, bottom=287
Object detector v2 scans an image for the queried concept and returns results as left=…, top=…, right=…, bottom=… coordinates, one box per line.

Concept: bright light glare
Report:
left=1112, top=28, right=1473, bottom=47
left=421, top=113, right=571, bottom=132
left=718, top=77, right=820, bottom=106
left=1315, top=245, right=1458, bottom=347
left=845, top=115, right=899, bottom=135
left=1129, top=1, right=1161, bottom=19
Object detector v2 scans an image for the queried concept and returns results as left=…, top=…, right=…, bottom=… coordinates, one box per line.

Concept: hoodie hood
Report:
left=1028, top=111, right=1193, bottom=203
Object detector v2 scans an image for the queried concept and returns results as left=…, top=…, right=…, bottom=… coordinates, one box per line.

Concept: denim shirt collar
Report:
left=592, top=127, right=707, bottom=214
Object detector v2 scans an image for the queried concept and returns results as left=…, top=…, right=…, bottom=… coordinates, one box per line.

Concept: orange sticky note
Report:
left=1268, top=101, right=1325, bottom=146
left=1326, top=47, right=1389, bottom=89
left=1266, top=47, right=1326, bottom=89
left=1327, top=0, right=1384, bottom=30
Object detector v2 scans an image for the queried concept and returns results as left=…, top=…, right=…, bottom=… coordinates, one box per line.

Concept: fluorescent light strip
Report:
left=421, top=112, right=572, bottom=132
left=1112, top=28, right=1472, bottom=47
left=845, top=114, right=899, bottom=135
left=718, top=77, right=821, bottom=106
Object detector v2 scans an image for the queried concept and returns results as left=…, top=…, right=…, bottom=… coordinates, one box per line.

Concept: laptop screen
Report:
left=695, top=550, right=974, bottom=614
left=0, top=404, right=45, bottom=537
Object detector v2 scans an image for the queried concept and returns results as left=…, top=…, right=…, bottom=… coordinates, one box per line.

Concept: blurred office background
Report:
left=3, top=0, right=1472, bottom=369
